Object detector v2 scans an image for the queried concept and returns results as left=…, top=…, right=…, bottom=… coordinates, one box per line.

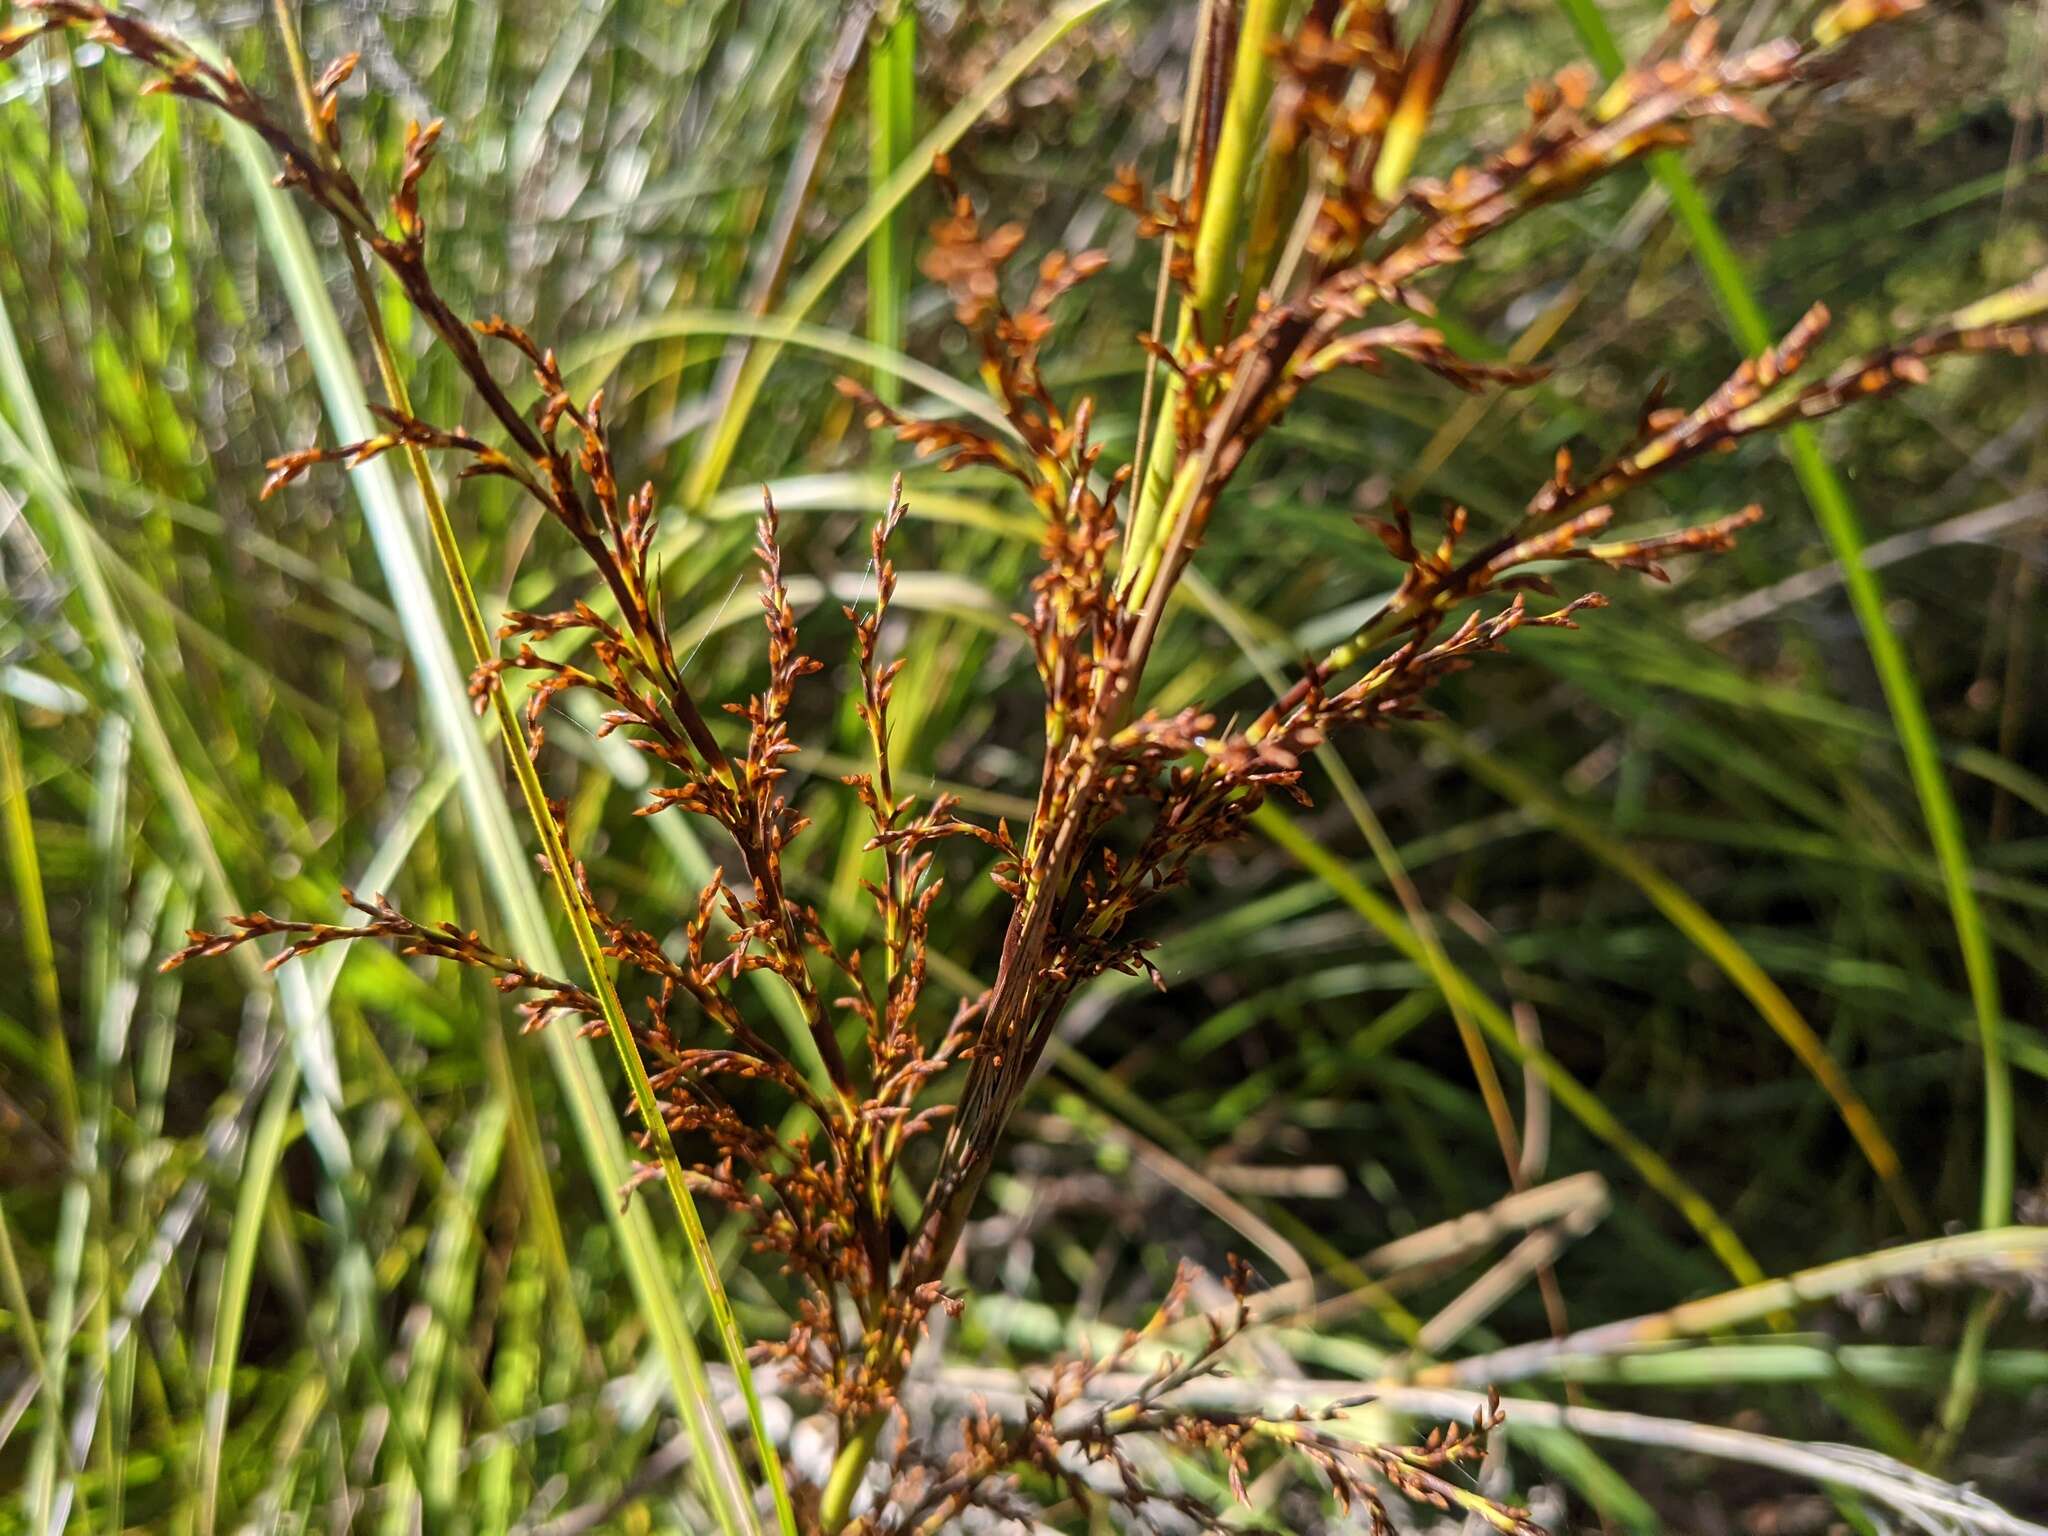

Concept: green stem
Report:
left=868, top=4, right=917, bottom=407
left=0, top=699, right=69, bottom=1133
left=403, top=331, right=789, bottom=1536
left=820, top=1410, right=886, bottom=1532
left=1121, top=0, right=1286, bottom=582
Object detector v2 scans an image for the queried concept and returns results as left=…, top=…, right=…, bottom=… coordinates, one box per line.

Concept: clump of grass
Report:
left=6, top=0, right=2046, bottom=1531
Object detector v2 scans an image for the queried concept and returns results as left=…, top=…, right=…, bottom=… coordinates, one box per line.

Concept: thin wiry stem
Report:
left=259, top=7, right=796, bottom=1529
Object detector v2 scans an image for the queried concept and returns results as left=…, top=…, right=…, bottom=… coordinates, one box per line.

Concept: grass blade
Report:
left=867, top=4, right=916, bottom=407
left=0, top=695, right=64, bottom=1091
left=567, top=309, right=1011, bottom=435
left=1555, top=0, right=2011, bottom=1445
left=197, top=1059, right=298, bottom=1536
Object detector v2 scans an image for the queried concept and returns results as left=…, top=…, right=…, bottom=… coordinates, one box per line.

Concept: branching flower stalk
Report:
left=253, top=13, right=793, bottom=1532
left=10, top=1, right=2047, bottom=1531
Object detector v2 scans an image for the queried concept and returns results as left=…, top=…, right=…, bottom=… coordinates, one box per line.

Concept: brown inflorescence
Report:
left=21, top=0, right=2045, bottom=1526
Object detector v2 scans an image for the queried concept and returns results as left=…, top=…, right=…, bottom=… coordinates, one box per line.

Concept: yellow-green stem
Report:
left=868, top=4, right=917, bottom=407
left=820, top=1410, right=886, bottom=1532
left=0, top=699, right=70, bottom=1135
left=1122, top=0, right=1286, bottom=582
left=370, top=257, right=797, bottom=1536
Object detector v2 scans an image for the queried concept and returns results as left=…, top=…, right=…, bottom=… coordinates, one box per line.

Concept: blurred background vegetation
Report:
left=0, top=0, right=2043, bottom=1530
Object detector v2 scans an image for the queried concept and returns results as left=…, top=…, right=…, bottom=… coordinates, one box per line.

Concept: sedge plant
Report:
left=5, top=0, right=2044, bottom=1531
